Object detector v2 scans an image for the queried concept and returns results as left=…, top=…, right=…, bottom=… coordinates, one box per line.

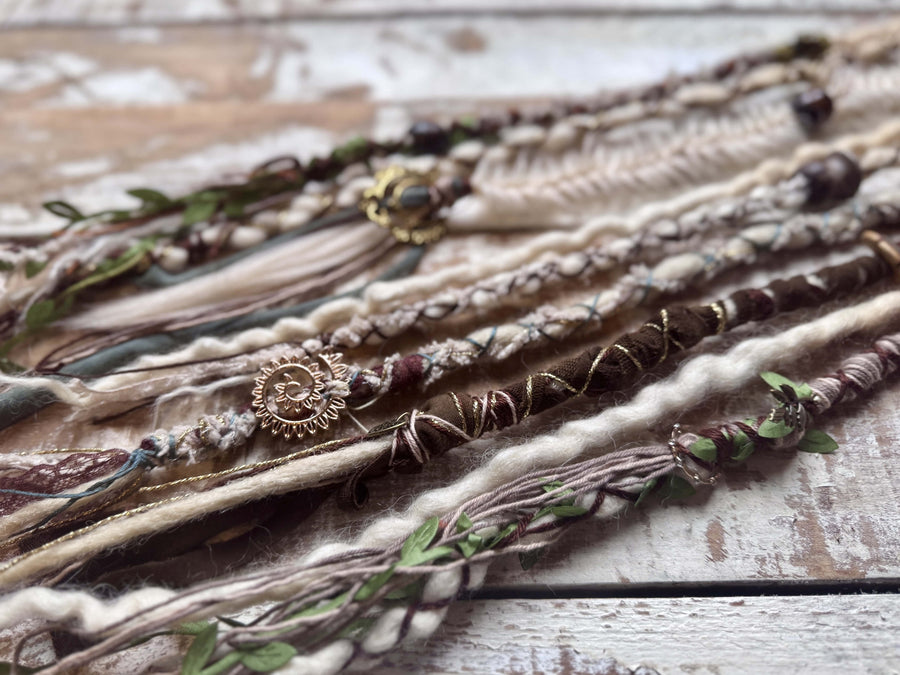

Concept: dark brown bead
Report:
left=305, top=157, right=334, bottom=181
left=529, top=110, right=556, bottom=126
left=565, top=102, right=588, bottom=115
left=792, top=88, right=834, bottom=130
left=450, top=176, right=471, bottom=197
left=713, top=59, right=736, bottom=79
left=409, top=120, right=450, bottom=155
left=640, top=83, right=667, bottom=103
left=798, top=152, right=862, bottom=207
left=478, top=116, right=504, bottom=135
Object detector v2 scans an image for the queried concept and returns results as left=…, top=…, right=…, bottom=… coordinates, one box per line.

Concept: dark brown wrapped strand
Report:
left=339, top=249, right=894, bottom=507
left=349, top=248, right=886, bottom=409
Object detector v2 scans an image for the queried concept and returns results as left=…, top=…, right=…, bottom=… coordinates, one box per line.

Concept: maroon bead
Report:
left=798, top=152, right=862, bottom=207
left=792, top=88, right=833, bottom=131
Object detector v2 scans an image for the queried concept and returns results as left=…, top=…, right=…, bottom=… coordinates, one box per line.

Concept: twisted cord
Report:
left=13, top=323, right=900, bottom=674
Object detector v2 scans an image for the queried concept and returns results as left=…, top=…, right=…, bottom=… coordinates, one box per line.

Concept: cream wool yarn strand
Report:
left=3, top=156, right=824, bottom=413
left=448, top=62, right=900, bottom=229
left=4, top=289, right=900, bottom=674
left=45, top=120, right=900, bottom=400
left=60, top=220, right=390, bottom=332
left=93, top=331, right=900, bottom=675
left=1, top=289, right=899, bottom=591
left=352, top=191, right=900, bottom=395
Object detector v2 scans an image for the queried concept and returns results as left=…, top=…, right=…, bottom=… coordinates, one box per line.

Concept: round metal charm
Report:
left=251, top=351, right=349, bottom=439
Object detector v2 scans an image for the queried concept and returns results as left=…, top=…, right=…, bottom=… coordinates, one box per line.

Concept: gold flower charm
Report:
left=252, top=351, right=350, bottom=440
left=359, top=166, right=446, bottom=245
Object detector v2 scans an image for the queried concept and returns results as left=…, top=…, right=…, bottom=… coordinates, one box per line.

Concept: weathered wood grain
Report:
left=0, top=0, right=893, bottom=27
left=0, top=12, right=864, bottom=227
left=0, top=15, right=861, bottom=109
left=382, top=595, right=900, bottom=674
left=1, top=7, right=899, bottom=674
left=482, top=376, right=900, bottom=588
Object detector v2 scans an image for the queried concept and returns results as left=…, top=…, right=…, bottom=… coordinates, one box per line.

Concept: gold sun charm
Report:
left=251, top=351, right=350, bottom=440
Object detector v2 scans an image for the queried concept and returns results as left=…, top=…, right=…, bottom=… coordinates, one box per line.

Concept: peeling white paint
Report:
left=0, top=52, right=96, bottom=93
left=115, top=27, right=164, bottom=44
left=53, top=156, right=114, bottom=178
left=45, top=67, right=192, bottom=106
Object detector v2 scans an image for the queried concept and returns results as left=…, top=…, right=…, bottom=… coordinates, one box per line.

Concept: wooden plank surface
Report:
left=0, top=0, right=894, bottom=27
left=0, top=12, right=866, bottom=228
left=385, top=595, right=900, bottom=674
left=1, top=6, right=899, bottom=673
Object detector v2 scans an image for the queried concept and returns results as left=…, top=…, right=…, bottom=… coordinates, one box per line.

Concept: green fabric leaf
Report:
left=487, top=522, right=517, bottom=549
left=25, top=299, right=56, bottom=330
left=127, top=188, right=172, bottom=208
left=760, top=371, right=813, bottom=400
left=43, top=200, right=84, bottom=222
left=401, top=516, right=439, bottom=561
left=332, top=136, right=370, bottom=163
left=797, top=429, right=838, bottom=454
left=384, top=580, right=423, bottom=600
left=354, top=565, right=396, bottom=602
left=198, top=652, right=243, bottom=675
left=518, top=548, right=545, bottom=571
left=401, top=545, right=455, bottom=567
left=223, top=199, right=248, bottom=218
left=177, top=621, right=214, bottom=635
left=730, top=430, right=756, bottom=462
left=239, top=642, right=298, bottom=672
left=457, top=532, right=483, bottom=558
left=688, top=437, right=717, bottom=462
left=542, top=480, right=573, bottom=496
left=0, top=261, right=13, bottom=272
left=634, top=477, right=658, bottom=507
left=63, top=237, right=156, bottom=297
left=24, top=260, right=47, bottom=278
left=0, top=662, right=40, bottom=674
left=758, top=419, right=794, bottom=439
left=0, top=357, right=24, bottom=374
left=291, top=591, right=349, bottom=618
left=456, top=512, right=473, bottom=533
left=549, top=505, right=588, bottom=518
left=181, top=623, right=217, bottom=675
left=215, top=616, right=247, bottom=628
left=182, top=198, right=219, bottom=226
left=659, top=474, right=696, bottom=502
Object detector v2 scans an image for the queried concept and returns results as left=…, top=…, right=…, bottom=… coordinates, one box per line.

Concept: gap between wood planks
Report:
left=472, top=578, right=900, bottom=600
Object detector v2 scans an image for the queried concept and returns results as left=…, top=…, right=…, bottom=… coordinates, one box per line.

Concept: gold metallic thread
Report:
left=861, top=229, right=900, bottom=281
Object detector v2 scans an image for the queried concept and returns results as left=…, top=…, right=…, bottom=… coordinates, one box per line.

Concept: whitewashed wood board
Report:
left=0, top=0, right=894, bottom=27
left=382, top=595, right=900, bottom=674
left=0, top=13, right=869, bottom=224
left=1, top=7, right=899, bottom=674
left=0, top=15, right=865, bottom=107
